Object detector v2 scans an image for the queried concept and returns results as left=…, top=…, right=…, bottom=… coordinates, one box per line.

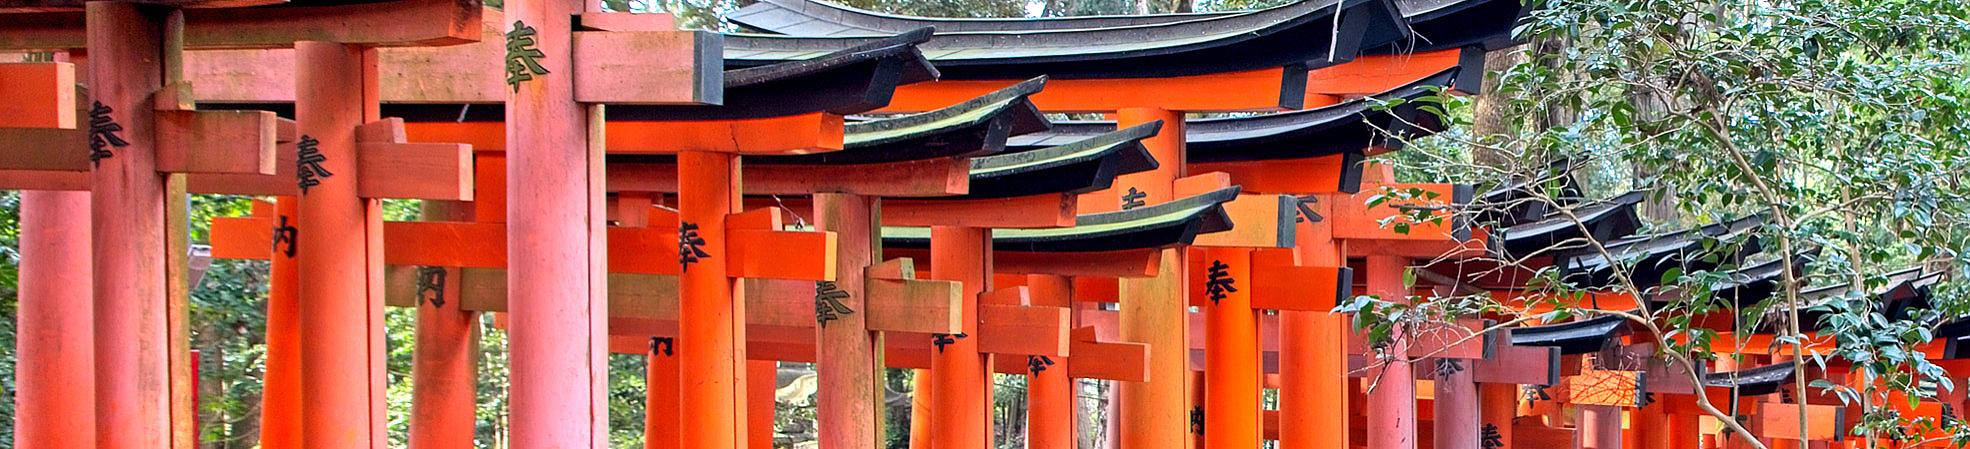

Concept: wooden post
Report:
left=1115, top=107, right=1188, bottom=449
left=505, top=0, right=610, bottom=443
left=1365, top=255, right=1415, bottom=449
left=1638, top=401, right=1672, bottom=449
left=648, top=338, right=681, bottom=449
left=1027, top=274, right=1075, bottom=449
left=1281, top=201, right=1348, bottom=449
left=1478, top=383, right=1516, bottom=449
left=1434, top=358, right=1479, bottom=449
left=88, top=4, right=173, bottom=448
left=1202, top=247, right=1260, bottom=448
left=749, top=360, right=777, bottom=449
left=294, top=41, right=384, bottom=449
left=411, top=201, right=480, bottom=449
left=17, top=190, right=94, bottom=449
left=1578, top=405, right=1622, bottom=449
left=262, top=197, right=301, bottom=449
left=930, top=226, right=991, bottom=449
left=911, top=370, right=934, bottom=449
left=678, top=150, right=746, bottom=449
left=814, top=193, right=883, bottom=449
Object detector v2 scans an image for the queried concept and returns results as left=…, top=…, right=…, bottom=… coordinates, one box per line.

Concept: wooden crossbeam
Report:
left=1328, top=182, right=1483, bottom=258
left=382, top=265, right=958, bottom=335
left=179, top=10, right=718, bottom=105
left=596, top=322, right=1145, bottom=381
left=1562, top=369, right=1647, bottom=408
left=402, top=116, right=845, bottom=154
left=881, top=67, right=1304, bottom=114
left=0, top=85, right=279, bottom=179
left=609, top=157, right=971, bottom=197
left=1190, top=194, right=1298, bottom=248
left=0, top=62, right=75, bottom=129
left=886, top=247, right=1164, bottom=278
left=1302, top=50, right=1467, bottom=98
left=0, top=0, right=478, bottom=50
left=211, top=212, right=837, bottom=280
left=1191, top=155, right=1359, bottom=196
left=183, top=118, right=472, bottom=200
left=1754, top=402, right=1847, bottom=441
left=1185, top=249, right=1349, bottom=312
left=883, top=194, right=1078, bottom=228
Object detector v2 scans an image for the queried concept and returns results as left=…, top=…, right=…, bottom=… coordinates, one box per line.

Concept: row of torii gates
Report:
left=1, top=0, right=1960, bottom=448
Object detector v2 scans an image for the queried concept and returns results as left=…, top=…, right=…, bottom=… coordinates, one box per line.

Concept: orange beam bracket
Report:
left=0, top=62, right=77, bottom=129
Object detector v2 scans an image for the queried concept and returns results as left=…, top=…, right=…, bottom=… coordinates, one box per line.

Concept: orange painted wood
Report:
left=930, top=226, right=991, bottom=449
left=1329, top=183, right=1468, bottom=243
left=1303, top=49, right=1465, bottom=97
left=1279, top=200, right=1348, bottom=449
left=405, top=116, right=846, bottom=154
left=258, top=198, right=300, bottom=449
left=502, top=3, right=613, bottom=446
left=1365, top=255, right=1418, bottom=449
left=610, top=114, right=846, bottom=154
left=293, top=42, right=385, bottom=449
left=355, top=142, right=474, bottom=200
left=16, top=191, right=93, bottom=449
left=576, top=12, right=676, bottom=31
left=1478, top=383, right=1516, bottom=449
left=1754, top=403, right=1843, bottom=441
left=910, top=370, right=934, bottom=449
left=1201, top=247, right=1262, bottom=449
left=1067, top=326, right=1149, bottom=382
left=1192, top=155, right=1355, bottom=195
left=977, top=303, right=1070, bottom=357
left=1433, top=355, right=1479, bottom=449
left=648, top=341, right=682, bottom=449
left=154, top=109, right=277, bottom=174
left=811, top=193, right=884, bottom=449
left=87, top=5, right=173, bottom=448
left=0, top=62, right=76, bottom=129
left=747, top=360, right=776, bottom=449
left=677, top=150, right=747, bottom=449
left=1577, top=405, right=1622, bottom=449
left=176, top=9, right=716, bottom=104
left=0, top=0, right=478, bottom=50
left=1565, top=369, right=1646, bottom=408
left=0, top=128, right=87, bottom=171
left=728, top=229, right=838, bottom=281
left=1112, top=107, right=1188, bottom=449
left=884, top=193, right=1076, bottom=227
left=572, top=30, right=719, bottom=104
left=1192, top=193, right=1296, bottom=248
left=1025, top=274, right=1075, bottom=449
left=408, top=202, right=479, bottom=449
left=1249, top=264, right=1349, bottom=311
left=611, top=157, right=970, bottom=196
left=385, top=221, right=508, bottom=266
left=882, top=67, right=1302, bottom=113
left=0, top=169, right=88, bottom=190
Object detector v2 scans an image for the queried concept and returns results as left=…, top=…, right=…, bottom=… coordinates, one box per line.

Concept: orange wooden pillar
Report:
left=1365, top=255, right=1415, bottom=449
left=1578, top=406, right=1622, bottom=449
left=262, top=197, right=301, bottom=449
left=912, top=371, right=935, bottom=449
left=17, top=190, right=94, bottom=449
left=1478, top=383, right=1516, bottom=449
left=1203, top=247, right=1261, bottom=448
left=678, top=150, right=747, bottom=449
left=1281, top=198, right=1348, bottom=449
left=749, top=360, right=777, bottom=449
left=1434, top=359, right=1479, bottom=449
left=88, top=4, right=175, bottom=448
left=1115, top=107, right=1189, bottom=449
left=505, top=0, right=610, bottom=444
left=648, top=337, right=680, bottom=449
left=1027, top=274, right=1075, bottom=449
left=930, top=226, right=992, bottom=449
left=1637, top=401, right=1672, bottom=449
left=410, top=201, right=480, bottom=449
left=814, top=193, right=884, bottom=449
left=294, top=41, right=386, bottom=449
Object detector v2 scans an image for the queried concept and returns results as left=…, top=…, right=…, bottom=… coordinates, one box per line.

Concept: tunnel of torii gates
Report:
left=3, top=0, right=1966, bottom=449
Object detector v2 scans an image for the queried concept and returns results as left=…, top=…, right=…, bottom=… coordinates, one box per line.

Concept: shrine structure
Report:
left=1, top=0, right=1954, bottom=449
